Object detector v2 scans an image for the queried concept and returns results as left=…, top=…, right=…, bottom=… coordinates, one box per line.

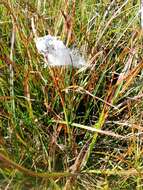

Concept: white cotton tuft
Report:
left=69, top=49, right=86, bottom=68
left=34, top=35, right=87, bottom=68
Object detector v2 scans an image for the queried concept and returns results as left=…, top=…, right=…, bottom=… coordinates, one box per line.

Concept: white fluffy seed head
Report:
left=34, top=35, right=87, bottom=68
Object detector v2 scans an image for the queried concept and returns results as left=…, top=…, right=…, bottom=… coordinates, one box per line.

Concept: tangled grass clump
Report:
left=0, top=1, right=143, bottom=189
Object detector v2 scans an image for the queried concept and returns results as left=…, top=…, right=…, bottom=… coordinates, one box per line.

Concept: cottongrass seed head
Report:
left=34, top=35, right=87, bottom=68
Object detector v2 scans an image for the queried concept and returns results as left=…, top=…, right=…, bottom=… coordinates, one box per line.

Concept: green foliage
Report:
left=0, top=0, right=143, bottom=189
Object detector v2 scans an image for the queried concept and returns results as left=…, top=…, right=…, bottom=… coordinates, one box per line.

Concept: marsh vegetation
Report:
left=0, top=1, right=143, bottom=189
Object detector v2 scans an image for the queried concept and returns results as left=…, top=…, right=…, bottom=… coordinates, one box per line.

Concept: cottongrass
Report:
left=34, top=35, right=87, bottom=68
